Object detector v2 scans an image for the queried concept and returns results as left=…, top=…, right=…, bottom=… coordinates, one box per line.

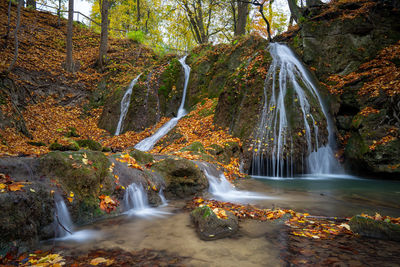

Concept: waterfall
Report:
left=123, top=183, right=170, bottom=217
left=134, top=56, right=191, bottom=151
left=158, top=188, right=168, bottom=207
left=54, top=199, right=74, bottom=238
left=251, top=43, right=342, bottom=177
left=115, top=74, right=142, bottom=136
left=54, top=198, right=97, bottom=241
left=194, top=161, right=270, bottom=203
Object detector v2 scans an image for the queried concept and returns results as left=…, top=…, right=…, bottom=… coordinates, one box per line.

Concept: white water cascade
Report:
left=115, top=74, right=142, bottom=136
left=134, top=56, right=190, bottom=151
left=204, top=170, right=271, bottom=203
left=54, top=199, right=97, bottom=241
left=123, top=183, right=170, bottom=217
left=251, top=43, right=342, bottom=177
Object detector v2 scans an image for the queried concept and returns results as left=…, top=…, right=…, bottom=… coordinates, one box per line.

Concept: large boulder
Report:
left=151, top=156, right=208, bottom=199
left=190, top=206, right=239, bottom=240
left=40, top=150, right=115, bottom=225
left=349, top=215, right=400, bottom=241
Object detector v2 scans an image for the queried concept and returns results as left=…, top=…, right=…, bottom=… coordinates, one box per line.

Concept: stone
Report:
left=190, top=206, right=238, bottom=241
left=349, top=215, right=400, bottom=242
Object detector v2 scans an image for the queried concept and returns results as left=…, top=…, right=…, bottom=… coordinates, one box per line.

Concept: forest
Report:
left=0, top=0, right=400, bottom=265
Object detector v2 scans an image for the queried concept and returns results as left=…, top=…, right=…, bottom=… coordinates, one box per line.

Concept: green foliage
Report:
left=76, top=139, right=103, bottom=151
left=127, top=30, right=146, bottom=44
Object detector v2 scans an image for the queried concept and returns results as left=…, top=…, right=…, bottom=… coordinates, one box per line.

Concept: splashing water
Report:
left=115, top=74, right=142, bottom=136
left=205, top=170, right=271, bottom=203
left=54, top=199, right=97, bottom=241
left=251, top=43, right=343, bottom=177
left=134, top=56, right=190, bottom=151
left=123, top=183, right=170, bottom=218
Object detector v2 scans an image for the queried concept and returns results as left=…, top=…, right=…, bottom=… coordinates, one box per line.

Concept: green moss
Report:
left=181, top=142, right=206, bottom=153
left=27, top=141, right=46, bottom=147
left=76, top=139, right=102, bottom=151
left=49, top=142, right=79, bottom=151
left=129, top=149, right=154, bottom=165
left=40, top=151, right=113, bottom=202
left=158, top=58, right=181, bottom=98
left=64, top=127, right=80, bottom=138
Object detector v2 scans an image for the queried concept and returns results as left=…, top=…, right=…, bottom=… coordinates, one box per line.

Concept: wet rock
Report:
left=129, top=149, right=154, bottom=165
left=190, top=206, right=238, bottom=241
left=40, top=150, right=114, bottom=225
left=0, top=183, right=54, bottom=256
left=349, top=215, right=400, bottom=241
left=151, top=156, right=208, bottom=199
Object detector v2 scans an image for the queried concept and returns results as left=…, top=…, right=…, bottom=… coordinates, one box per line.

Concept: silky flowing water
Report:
left=115, top=74, right=142, bottom=136
left=134, top=56, right=190, bottom=151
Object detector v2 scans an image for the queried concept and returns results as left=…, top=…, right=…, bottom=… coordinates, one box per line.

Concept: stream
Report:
left=45, top=175, right=400, bottom=266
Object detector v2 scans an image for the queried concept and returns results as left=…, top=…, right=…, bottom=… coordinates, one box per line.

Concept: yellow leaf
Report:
left=8, top=183, right=24, bottom=191
left=70, top=191, right=74, bottom=197
left=0, top=183, right=5, bottom=190
left=90, top=257, right=107, bottom=265
left=67, top=197, right=73, bottom=203
left=82, top=158, right=88, bottom=165
left=30, top=188, right=36, bottom=193
left=83, top=153, right=87, bottom=159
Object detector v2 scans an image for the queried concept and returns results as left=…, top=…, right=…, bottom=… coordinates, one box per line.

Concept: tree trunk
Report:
left=57, top=0, right=61, bottom=27
left=7, top=0, right=23, bottom=72
left=258, top=3, right=272, bottom=42
left=234, top=0, right=248, bottom=36
left=287, top=0, right=301, bottom=23
left=136, top=0, right=141, bottom=23
left=6, top=0, right=12, bottom=38
left=65, top=0, right=74, bottom=72
left=98, top=0, right=109, bottom=70
left=26, top=0, right=36, bottom=9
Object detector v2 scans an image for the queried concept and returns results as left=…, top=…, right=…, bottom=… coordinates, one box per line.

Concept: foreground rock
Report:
left=349, top=215, right=400, bottom=241
left=190, top=206, right=238, bottom=241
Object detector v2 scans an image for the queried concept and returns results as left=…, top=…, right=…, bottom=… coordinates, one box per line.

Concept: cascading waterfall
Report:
left=134, top=56, right=190, bottom=151
left=158, top=188, right=168, bottom=207
left=54, top=198, right=97, bottom=241
left=251, top=43, right=342, bottom=177
left=115, top=74, right=142, bottom=136
left=195, top=162, right=270, bottom=203
left=123, top=183, right=170, bottom=217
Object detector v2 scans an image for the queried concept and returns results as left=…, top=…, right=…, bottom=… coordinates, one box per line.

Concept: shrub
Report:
left=127, top=30, right=146, bottom=44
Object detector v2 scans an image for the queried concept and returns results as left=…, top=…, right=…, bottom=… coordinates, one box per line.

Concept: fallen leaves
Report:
left=188, top=197, right=355, bottom=240
left=99, top=195, right=119, bottom=213
left=0, top=173, right=26, bottom=192
left=359, top=212, right=400, bottom=224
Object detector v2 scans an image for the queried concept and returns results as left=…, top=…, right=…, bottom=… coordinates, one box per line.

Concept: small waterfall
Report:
left=134, top=56, right=191, bottom=151
left=54, top=198, right=97, bottom=241
left=54, top=199, right=74, bottom=238
left=123, top=183, right=170, bottom=217
left=200, top=165, right=270, bottom=203
left=115, top=74, right=142, bottom=136
left=251, top=43, right=342, bottom=177
left=158, top=188, right=168, bottom=207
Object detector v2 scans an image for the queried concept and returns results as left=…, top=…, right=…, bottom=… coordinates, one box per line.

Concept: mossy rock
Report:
left=180, top=142, right=206, bottom=153
left=40, top=150, right=114, bottom=224
left=76, top=139, right=102, bottom=151
left=349, top=215, right=400, bottom=241
left=64, top=127, right=80, bottom=138
left=129, top=149, right=154, bottom=165
left=190, top=206, right=238, bottom=241
left=49, top=142, right=79, bottom=151
left=151, top=157, right=208, bottom=199
left=27, top=141, right=46, bottom=147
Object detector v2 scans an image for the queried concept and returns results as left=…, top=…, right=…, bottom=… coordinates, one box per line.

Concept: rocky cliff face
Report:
left=287, top=0, right=400, bottom=177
